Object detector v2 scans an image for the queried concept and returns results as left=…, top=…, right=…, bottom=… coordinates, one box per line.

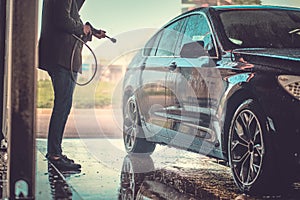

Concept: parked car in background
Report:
left=122, top=5, right=300, bottom=194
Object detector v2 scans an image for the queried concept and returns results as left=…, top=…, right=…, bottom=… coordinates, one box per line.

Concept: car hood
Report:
left=232, top=48, right=300, bottom=73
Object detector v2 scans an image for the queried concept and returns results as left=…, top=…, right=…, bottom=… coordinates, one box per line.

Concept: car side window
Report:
left=155, top=19, right=186, bottom=57
left=143, top=31, right=163, bottom=56
left=180, top=14, right=217, bottom=57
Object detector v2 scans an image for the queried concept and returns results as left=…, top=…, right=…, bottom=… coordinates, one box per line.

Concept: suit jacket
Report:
left=39, top=0, right=85, bottom=72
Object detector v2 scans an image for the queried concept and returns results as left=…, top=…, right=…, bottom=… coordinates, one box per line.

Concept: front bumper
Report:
left=261, top=87, right=300, bottom=177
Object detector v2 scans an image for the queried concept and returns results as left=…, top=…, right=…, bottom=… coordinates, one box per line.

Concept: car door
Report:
left=166, top=13, right=223, bottom=154
left=138, top=19, right=186, bottom=142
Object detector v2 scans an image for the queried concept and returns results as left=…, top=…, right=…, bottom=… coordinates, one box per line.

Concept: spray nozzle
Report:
left=86, top=22, right=117, bottom=43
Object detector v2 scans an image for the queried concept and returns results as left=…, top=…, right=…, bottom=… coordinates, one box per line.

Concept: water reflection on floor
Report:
left=35, top=138, right=300, bottom=200
left=36, top=138, right=210, bottom=199
left=47, top=164, right=73, bottom=199
left=119, top=154, right=196, bottom=199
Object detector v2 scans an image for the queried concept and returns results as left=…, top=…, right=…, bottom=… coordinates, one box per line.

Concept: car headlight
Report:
left=278, top=75, right=300, bottom=100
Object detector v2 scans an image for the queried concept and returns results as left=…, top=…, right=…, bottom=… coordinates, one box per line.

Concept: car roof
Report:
left=211, top=5, right=300, bottom=11
left=184, top=5, right=300, bottom=14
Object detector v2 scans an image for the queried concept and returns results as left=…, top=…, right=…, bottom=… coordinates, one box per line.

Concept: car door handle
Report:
left=140, top=63, right=146, bottom=70
left=169, top=62, right=177, bottom=70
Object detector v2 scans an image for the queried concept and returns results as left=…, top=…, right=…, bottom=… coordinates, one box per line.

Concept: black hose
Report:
left=71, top=34, right=98, bottom=86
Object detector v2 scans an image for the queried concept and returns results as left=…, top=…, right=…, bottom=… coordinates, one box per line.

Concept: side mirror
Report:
left=180, top=41, right=207, bottom=58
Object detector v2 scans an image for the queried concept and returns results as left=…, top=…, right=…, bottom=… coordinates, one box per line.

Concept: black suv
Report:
left=122, top=5, right=300, bottom=194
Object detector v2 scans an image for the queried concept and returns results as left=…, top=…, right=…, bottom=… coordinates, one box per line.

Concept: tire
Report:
left=123, top=95, right=156, bottom=154
left=227, top=99, right=290, bottom=195
left=119, top=155, right=154, bottom=200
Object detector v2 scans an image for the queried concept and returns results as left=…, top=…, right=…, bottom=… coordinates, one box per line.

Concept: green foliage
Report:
left=37, top=80, right=54, bottom=108
left=73, top=81, right=114, bottom=108
left=37, top=80, right=114, bottom=108
left=232, top=0, right=261, bottom=5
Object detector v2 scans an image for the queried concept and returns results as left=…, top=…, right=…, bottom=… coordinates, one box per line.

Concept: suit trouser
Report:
left=47, top=66, right=77, bottom=156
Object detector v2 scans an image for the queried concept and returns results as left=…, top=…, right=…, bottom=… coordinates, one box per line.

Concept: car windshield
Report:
left=218, top=9, right=300, bottom=49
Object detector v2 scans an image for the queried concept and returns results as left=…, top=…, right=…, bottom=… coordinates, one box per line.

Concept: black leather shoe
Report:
left=47, top=155, right=81, bottom=171
left=61, top=155, right=74, bottom=163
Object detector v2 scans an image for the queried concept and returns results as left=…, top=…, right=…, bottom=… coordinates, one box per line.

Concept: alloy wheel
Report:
left=120, top=156, right=135, bottom=200
left=229, top=109, right=265, bottom=187
left=123, top=96, right=139, bottom=152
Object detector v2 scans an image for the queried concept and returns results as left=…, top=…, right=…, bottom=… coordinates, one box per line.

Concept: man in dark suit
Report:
left=39, top=0, right=106, bottom=171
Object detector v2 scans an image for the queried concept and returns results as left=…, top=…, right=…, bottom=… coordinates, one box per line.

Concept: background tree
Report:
left=231, top=0, right=261, bottom=5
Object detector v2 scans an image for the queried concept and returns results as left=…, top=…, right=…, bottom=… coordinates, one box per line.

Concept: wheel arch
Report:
left=221, top=88, right=259, bottom=159
left=122, top=86, right=145, bottom=120
left=122, top=86, right=135, bottom=112
left=224, top=90, right=288, bottom=194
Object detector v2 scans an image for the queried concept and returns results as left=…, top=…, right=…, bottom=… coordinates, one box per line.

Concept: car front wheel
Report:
left=228, top=99, right=289, bottom=195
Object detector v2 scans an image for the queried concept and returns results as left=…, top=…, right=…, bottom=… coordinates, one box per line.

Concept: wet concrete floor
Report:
left=34, top=138, right=300, bottom=200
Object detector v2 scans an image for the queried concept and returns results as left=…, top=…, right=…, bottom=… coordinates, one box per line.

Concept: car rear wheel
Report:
left=123, top=95, right=156, bottom=154
left=119, top=155, right=154, bottom=200
left=228, top=99, right=290, bottom=195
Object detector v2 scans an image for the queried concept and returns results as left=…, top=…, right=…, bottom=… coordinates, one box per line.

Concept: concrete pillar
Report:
left=8, top=0, right=38, bottom=199
left=0, top=0, right=6, bottom=142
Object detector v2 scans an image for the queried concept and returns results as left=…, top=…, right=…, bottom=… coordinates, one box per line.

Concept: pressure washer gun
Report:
left=86, top=22, right=117, bottom=43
